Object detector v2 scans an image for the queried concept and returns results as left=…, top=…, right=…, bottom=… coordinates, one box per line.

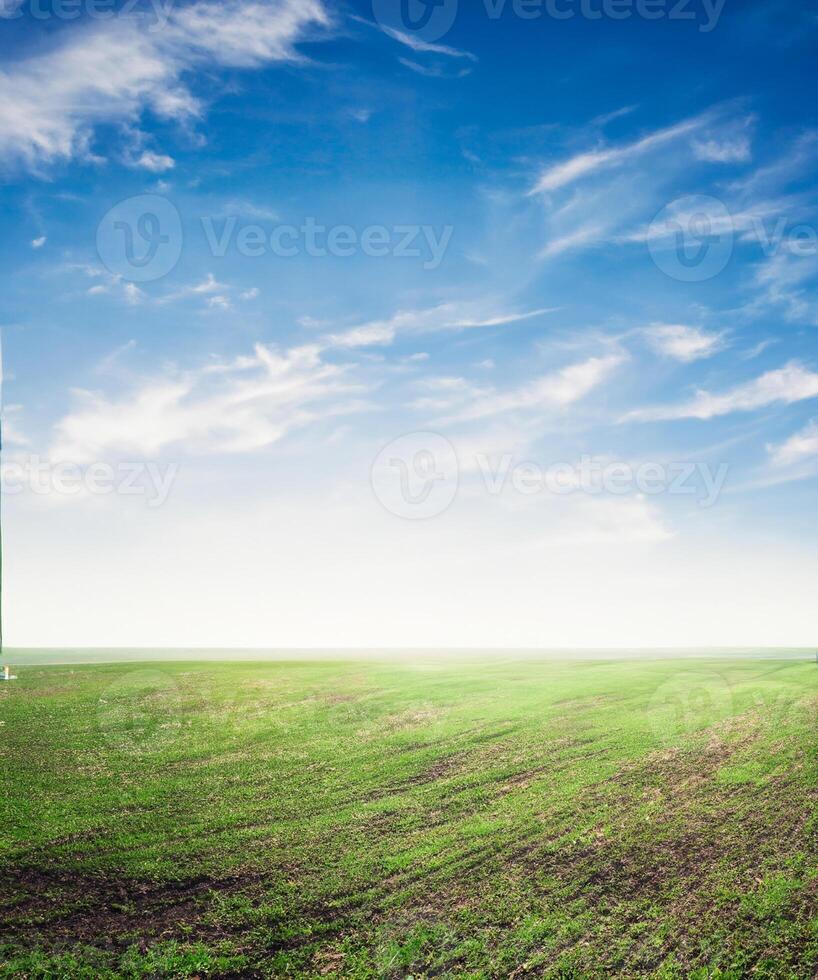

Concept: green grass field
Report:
left=1, top=656, right=817, bottom=978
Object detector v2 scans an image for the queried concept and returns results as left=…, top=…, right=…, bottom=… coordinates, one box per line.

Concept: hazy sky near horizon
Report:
left=1, top=0, right=818, bottom=648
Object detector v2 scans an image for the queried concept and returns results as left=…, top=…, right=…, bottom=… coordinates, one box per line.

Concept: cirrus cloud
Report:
left=623, top=362, right=818, bottom=422
left=0, top=0, right=330, bottom=170
left=51, top=341, right=365, bottom=462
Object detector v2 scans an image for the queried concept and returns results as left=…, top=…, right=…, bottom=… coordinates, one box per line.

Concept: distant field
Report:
left=6, top=648, right=815, bottom=665
left=1, top=657, right=817, bottom=977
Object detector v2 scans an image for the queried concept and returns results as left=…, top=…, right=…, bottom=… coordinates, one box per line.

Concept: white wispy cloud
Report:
left=728, top=130, right=818, bottom=198
left=325, top=303, right=557, bottom=350
left=748, top=252, right=818, bottom=325
left=0, top=404, right=29, bottom=448
left=768, top=420, right=818, bottom=468
left=624, top=362, right=818, bottom=422
left=123, top=283, right=145, bottom=305
left=380, top=25, right=477, bottom=61
left=693, top=135, right=752, bottom=163
left=216, top=199, right=280, bottom=221
left=167, top=0, right=329, bottom=66
left=529, top=115, right=705, bottom=195
left=0, top=0, right=330, bottom=169
left=619, top=199, right=737, bottom=245
left=410, top=375, right=489, bottom=413
left=352, top=14, right=477, bottom=63
left=643, top=324, right=727, bottom=362
left=77, top=263, right=146, bottom=304
left=206, top=295, right=231, bottom=311
left=31, top=235, right=46, bottom=248
left=158, top=273, right=233, bottom=306
left=206, top=296, right=233, bottom=311
left=51, top=342, right=365, bottom=462
left=96, top=339, right=138, bottom=376
left=398, top=58, right=473, bottom=79
left=590, top=105, right=638, bottom=128
left=529, top=109, right=762, bottom=263
left=742, top=338, right=777, bottom=360
left=132, top=150, right=176, bottom=172
left=692, top=113, right=755, bottom=163
left=444, top=353, right=627, bottom=423
left=0, top=0, right=24, bottom=16
left=189, top=273, right=225, bottom=294
left=539, top=224, right=606, bottom=259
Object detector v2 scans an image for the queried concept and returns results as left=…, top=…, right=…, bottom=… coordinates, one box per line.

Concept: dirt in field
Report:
left=0, top=865, right=260, bottom=949
left=4, top=732, right=817, bottom=973
left=361, top=750, right=467, bottom=800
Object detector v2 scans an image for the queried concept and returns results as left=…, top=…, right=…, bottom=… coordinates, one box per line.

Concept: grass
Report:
left=0, top=655, right=816, bottom=977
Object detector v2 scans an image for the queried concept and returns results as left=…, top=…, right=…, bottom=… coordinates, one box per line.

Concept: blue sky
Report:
left=1, top=0, right=818, bottom=647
